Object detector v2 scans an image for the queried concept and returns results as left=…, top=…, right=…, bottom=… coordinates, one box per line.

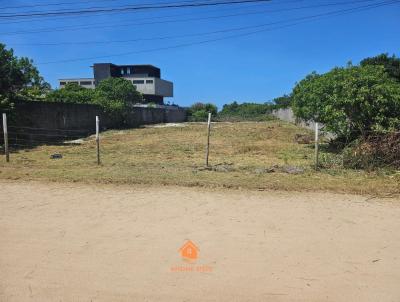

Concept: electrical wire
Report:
left=0, top=0, right=272, bottom=19
left=1, top=0, right=224, bottom=12
left=1, top=0, right=128, bottom=11
left=37, top=0, right=400, bottom=65
left=0, top=1, right=269, bottom=25
left=0, top=0, right=379, bottom=37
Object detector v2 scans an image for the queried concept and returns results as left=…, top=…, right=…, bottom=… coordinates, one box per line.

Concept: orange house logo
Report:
left=179, top=240, right=199, bottom=262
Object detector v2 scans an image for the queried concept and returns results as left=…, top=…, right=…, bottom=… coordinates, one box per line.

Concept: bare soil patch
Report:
left=1, top=181, right=399, bottom=301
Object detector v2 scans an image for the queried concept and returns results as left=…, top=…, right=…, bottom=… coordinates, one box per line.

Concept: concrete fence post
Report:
left=96, top=116, right=100, bottom=165
left=205, top=112, right=212, bottom=167
left=2, top=113, right=9, bottom=162
left=314, top=122, right=319, bottom=170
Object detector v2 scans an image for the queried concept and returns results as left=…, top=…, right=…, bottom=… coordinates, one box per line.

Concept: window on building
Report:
left=79, top=81, right=92, bottom=85
left=121, top=68, right=124, bottom=75
left=132, top=80, right=145, bottom=84
left=127, top=67, right=131, bottom=75
left=60, top=81, right=66, bottom=85
left=146, top=80, right=154, bottom=84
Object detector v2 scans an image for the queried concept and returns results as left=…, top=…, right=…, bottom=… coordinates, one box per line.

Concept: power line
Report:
left=0, top=0, right=380, bottom=36
left=37, top=0, right=400, bottom=65
left=8, top=4, right=360, bottom=46
left=0, top=0, right=123, bottom=11
left=0, top=1, right=269, bottom=25
left=0, top=0, right=219, bottom=12
left=0, top=0, right=272, bottom=19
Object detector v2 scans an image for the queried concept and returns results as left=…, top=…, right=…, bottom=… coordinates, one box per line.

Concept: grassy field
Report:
left=0, top=121, right=399, bottom=195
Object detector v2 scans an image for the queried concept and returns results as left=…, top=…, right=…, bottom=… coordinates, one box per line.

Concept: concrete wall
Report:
left=12, top=101, right=111, bottom=130
left=1, top=101, right=186, bottom=144
left=271, top=108, right=321, bottom=131
left=126, top=106, right=187, bottom=127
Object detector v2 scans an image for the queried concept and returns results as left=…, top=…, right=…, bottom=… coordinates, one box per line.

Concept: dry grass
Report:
left=0, top=121, right=399, bottom=195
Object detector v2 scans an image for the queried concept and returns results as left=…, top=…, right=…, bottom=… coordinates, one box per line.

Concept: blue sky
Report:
left=1, top=0, right=399, bottom=108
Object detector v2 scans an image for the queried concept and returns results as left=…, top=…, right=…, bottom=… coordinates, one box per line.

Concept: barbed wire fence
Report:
left=1, top=113, right=101, bottom=164
left=1, top=112, right=399, bottom=170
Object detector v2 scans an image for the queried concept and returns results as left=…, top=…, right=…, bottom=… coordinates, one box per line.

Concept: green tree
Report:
left=218, top=101, right=274, bottom=121
left=187, top=102, right=218, bottom=121
left=360, top=53, right=400, bottom=81
left=0, top=43, right=49, bottom=111
left=46, top=83, right=95, bottom=104
left=292, top=65, right=400, bottom=140
left=272, top=94, right=292, bottom=108
left=93, top=77, right=144, bottom=118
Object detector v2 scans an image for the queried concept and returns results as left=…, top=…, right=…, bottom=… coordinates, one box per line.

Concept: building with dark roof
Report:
left=59, top=63, right=173, bottom=105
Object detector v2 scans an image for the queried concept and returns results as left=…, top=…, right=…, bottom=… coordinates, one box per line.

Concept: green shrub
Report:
left=46, top=83, right=95, bottom=104
left=217, top=101, right=274, bottom=121
left=187, top=102, right=217, bottom=122
left=292, top=64, right=400, bottom=141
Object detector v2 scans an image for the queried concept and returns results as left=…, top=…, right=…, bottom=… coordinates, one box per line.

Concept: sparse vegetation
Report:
left=0, top=121, right=398, bottom=195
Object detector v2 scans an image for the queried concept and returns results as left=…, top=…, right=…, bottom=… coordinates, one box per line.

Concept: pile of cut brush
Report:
left=343, top=132, right=400, bottom=169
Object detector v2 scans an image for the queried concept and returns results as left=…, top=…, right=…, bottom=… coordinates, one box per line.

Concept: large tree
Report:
left=93, top=77, right=144, bottom=119
left=292, top=64, right=400, bottom=140
left=0, top=43, right=49, bottom=111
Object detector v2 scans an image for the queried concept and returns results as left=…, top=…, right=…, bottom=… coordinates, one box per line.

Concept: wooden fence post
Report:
left=2, top=113, right=9, bottom=162
left=314, top=122, right=319, bottom=170
left=96, top=116, right=100, bottom=165
left=205, top=112, right=212, bottom=167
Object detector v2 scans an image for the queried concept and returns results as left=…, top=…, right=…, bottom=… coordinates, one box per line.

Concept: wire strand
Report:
left=36, top=0, right=400, bottom=65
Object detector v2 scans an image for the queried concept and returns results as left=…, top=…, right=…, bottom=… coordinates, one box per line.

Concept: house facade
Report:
left=59, top=63, right=173, bottom=104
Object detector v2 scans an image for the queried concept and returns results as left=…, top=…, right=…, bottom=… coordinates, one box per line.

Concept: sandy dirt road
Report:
left=0, top=180, right=399, bottom=302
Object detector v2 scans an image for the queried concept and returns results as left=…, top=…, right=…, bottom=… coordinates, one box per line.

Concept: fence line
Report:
left=1, top=113, right=399, bottom=169
left=8, top=125, right=90, bottom=133
left=1, top=114, right=100, bottom=163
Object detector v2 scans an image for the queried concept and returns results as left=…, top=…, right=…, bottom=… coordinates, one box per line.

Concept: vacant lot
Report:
left=1, top=181, right=399, bottom=301
left=0, top=121, right=399, bottom=194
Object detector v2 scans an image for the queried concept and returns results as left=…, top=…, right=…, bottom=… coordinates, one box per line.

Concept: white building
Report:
left=59, top=64, right=173, bottom=104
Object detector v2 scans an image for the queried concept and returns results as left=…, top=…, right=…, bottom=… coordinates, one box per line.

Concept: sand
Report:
left=1, top=180, right=399, bottom=301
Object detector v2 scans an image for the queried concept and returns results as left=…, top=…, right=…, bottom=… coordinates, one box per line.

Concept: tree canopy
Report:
left=46, top=83, right=95, bottom=104
left=292, top=64, right=400, bottom=139
left=218, top=101, right=273, bottom=121
left=360, top=53, right=400, bottom=81
left=0, top=43, right=49, bottom=111
left=45, top=78, right=144, bottom=122
left=187, top=102, right=218, bottom=121
left=272, top=95, right=292, bottom=108
left=93, top=77, right=144, bottom=115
